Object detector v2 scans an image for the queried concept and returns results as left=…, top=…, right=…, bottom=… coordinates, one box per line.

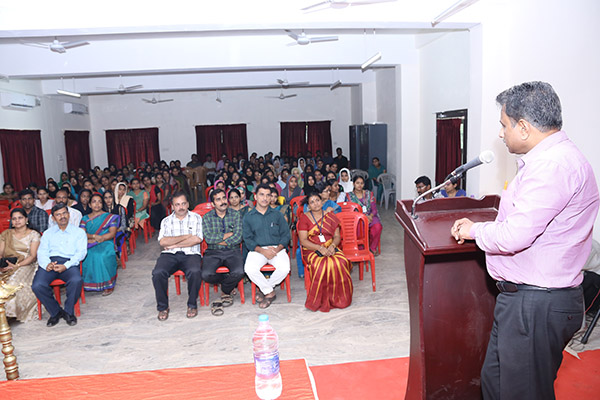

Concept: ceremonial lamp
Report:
left=0, top=280, right=22, bottom=380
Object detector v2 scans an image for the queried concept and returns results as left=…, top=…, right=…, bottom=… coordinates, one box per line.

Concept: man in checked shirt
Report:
left=201, top=188, right=244, bottom=315
left=152, top=191, right=203, bottom=321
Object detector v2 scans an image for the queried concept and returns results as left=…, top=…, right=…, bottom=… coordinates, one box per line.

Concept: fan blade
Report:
left=125, top=84, right=143, bottom=91
left=286, top=81, right=310, bottom=87
left=20, top=41, right=49, bottom=49
left=61, top=41, right=90, bottom=49
left=350, top=0, right=396, bottom=6
left=309, top=36, right=338, bottom=43
left=96, top=86, right=118, bottom=90
left=285, top=30, right=299, bottom=41
left=142, top=99, right=153, bottom=103
left=276, top=79, right=287, bottom=85
left=157, top=99, right=174, bottom=103
left=301, top=1, right=329, bottom=10
left=52, top=47, right=66, bottom=54
left=283, top=94, right=298, bottom=99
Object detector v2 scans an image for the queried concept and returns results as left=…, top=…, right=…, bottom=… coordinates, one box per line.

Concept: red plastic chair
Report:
left=202, top=267, right=245, bottom=306
left=173, top=270, right=205, bottom=307
left=289, top=196, right=304, bottom=259
left=192, top=202, right=214, bottom=216
left=37, top=263, right=86, bottom=320
left=339, top=202, right=362, bottom=213
left=250, top=263, right=292, bottom=304
left=337, top=211, right=376, bottom=291
left=10, top=200, right=21, bottom=209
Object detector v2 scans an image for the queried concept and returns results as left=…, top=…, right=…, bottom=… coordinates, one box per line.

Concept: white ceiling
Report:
left=0, top=0, right=480, bottom=96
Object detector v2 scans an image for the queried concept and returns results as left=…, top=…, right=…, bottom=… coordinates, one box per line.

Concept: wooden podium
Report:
left=395, top=196, right=500, bottom=400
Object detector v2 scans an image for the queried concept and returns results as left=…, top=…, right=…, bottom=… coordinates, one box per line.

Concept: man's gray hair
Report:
left=496, top=81, right=562, bottom=132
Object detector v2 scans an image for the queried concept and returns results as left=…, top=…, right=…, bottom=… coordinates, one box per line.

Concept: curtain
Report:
left=106, top=127, right=159, bottom=169
left=280, top=122, right=307, bottom=158
left=64, top=130, right=91, bottom=172
left=196, top=124, right=248, bottom=160
left=307, top=121, right=332, bottom=156
left=0, top=129, right=46, bottom=190
left=435, top=118, right=463, bottom=185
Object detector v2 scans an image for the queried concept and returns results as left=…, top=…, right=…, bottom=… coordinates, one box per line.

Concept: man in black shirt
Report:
left=16, top=189, right=48, bottom=233
left=333, top=147, right=349, bottom=170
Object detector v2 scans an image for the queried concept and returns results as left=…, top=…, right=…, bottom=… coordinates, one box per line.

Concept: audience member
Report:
left=80, top=193, right=118, bottom=295
left=186, top=154, right=202, bottom=168
left=0, top=208, right=41, bottom=322
left=328, top=179, right=346, bottom=203
left=414, top=176, right=439, bottom=203
left=203, top=154, right=217, bottom=184
left=0, top=183, right=17, bottom=203
left=345, top=176, right=383, bottom=256
left=152, top=192, right=203, bottom=321
left=201, top=189, right=244, bottom=316
left=73, top=189, right=92, bottom=217
left=441, top=180, right=467, bottom=198
left=338, top=168, right=353, bottom=194
left=298, top=191, right=353, bottom=312
left=142, top=175, right=166, bottom=230
left=282, top=175, right=303, bottom=204
left=333, top=147, right=349, bottom=169
left=102, top=190, right=128, bottom=255
left=47, top=181, right=59, bottom=199
left=32, top=203, right=87, bottom=327
left=368, top=157, right=386, bottom=202
left=35, top=187, right=54, bottom=211
left=128, top=178, right=149, bottom=230
left=243, top=184, right=291, bottom=309
left=16, top=189, right=48, bottom=233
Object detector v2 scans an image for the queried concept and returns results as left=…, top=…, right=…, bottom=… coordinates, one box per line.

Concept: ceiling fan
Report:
left=96, top=76, right=143, bottom=94
left=266, top=89, right=297, bottom=100
left=142, top=95, right=173, bottom=104
left=21, top=37, right=90, bottom=54
left=302, top=0, right=395, bottom=11
left=285, top=30, right=338, bottom=46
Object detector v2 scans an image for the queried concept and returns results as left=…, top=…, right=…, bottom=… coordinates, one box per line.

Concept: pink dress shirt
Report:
left=470, top=131, right=599, bottom=288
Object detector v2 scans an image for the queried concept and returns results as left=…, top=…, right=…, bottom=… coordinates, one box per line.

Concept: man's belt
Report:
left=496, top=281, right=580, bottom=293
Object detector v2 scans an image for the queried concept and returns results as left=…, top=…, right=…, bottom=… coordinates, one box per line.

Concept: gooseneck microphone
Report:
left=411, top=150, right=495, bottom=219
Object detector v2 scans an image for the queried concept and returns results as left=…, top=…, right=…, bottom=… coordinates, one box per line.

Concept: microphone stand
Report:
left=411, top=173, right=462, bottom=219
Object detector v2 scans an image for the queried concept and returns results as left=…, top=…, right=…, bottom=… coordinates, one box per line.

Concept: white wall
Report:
left=375, top=68, right=397, bottom=175
left=88, top=86, right=352, bottom=167
left=0, top=79, right=90, bottom=186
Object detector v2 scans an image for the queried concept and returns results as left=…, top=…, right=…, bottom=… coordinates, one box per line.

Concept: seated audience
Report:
left=202, top=189, right=245, bottom=316
left=102, top=190, right=128, bottom=255
left=303, top=181, right=340, bottom=214
left=0, top=183, right=17, bottom=203
left=368, top=157, right=386, bottom=202
left=35, top=187, right=54, bottom=211
left=414, top=175, right=441, bottom=202
left=143, top=174, right=166, bottom=230
left=338, top=168, right=354, bottom=194
left=203, top=153, right=217, bottom=184
left=16, top=189, right=48, bottom=233
left=58, top=172, right=70, bottom=188
left=282, top=175, right=303, bottom=204
left=152, top=192, right=203, bottom=321
left=333, top=147, right=349, bottom=169
left=115, top=182, right=135, bottom=226
left=440, top=180, right=467, bottom=198
left=291, top=167, right=303, bottom=189
left=128, top=178, right=149, bottom=230
left=228, top=188, right=249, bottom=218
left=80, top=193, right=118, bottom=295
left=298, top=191, right=353, bottom=312
left=47, top=181, right=59, bottom=199
left=48, top=189, right=83, bottom=228
left=345, top=176, right=383, bottom=256
left=32, top=203, right=87, bottom=327
left=186, top=153, right=202, bottom=168
left=73, top=189, right=92, bottom=217
left=0, top=208, right=41, bottom=322
left=243, top=184, right=291, bottom=309
left=303, top=173, right=317, bottom=197
left=329, top=179, right=346, bottom=203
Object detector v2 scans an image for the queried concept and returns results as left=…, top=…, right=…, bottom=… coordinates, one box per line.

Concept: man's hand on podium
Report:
left=451, top=218, right=475, bottom=244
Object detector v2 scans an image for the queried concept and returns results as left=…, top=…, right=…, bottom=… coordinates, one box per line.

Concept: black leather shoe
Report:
left=47, top=313, right=61, bottom=327
left=62, top=311, right=77, bottom=326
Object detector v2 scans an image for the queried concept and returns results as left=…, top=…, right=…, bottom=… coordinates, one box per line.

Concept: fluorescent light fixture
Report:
left=361, top=52, right=382, bottom=71
left=431, top=0, right=479, bottom=27
left=329, top=80, right=342, bottom=90
left=57, top=89, right=81, bottom=98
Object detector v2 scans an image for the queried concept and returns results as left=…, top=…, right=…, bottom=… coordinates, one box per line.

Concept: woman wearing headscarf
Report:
left=298, top=157, right=306, bottom=174
left=303, top=173, right=317, bottom=197
left=115, top=182, right=135, bottom=227
left=338, top=168, right=354, bottom=194
left=282, top=175, right=303, bottom=204
left=291, top=167, right=304, bottom=189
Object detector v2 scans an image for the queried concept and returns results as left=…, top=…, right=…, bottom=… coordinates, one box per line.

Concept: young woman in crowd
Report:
left=297, top=190, right=353, bottom=312
left=291, top=167, right=303, bottom=189
left=35, top=187, right=54, bottom=211
left=345, top=176, right=383, bottom=256
left=282, top=175, right=303, bottom=204
left=47, top=181, right=59, bottom=199
left=128, top=178, right=149, bottom=230
left=440, top=180, right=467, bottom=198
left=338, top=168, right=354, bottom=194
left=80, top=193, right=118, bottom=296
left=142, top=175, right=165, bottom=230
left=115, top=182, right=135, bottom=227
left=328, top=179, right=346, bottom=203
left=0, top=208, right=40, bottom=321
left=102, top=190, right=128, bottom=255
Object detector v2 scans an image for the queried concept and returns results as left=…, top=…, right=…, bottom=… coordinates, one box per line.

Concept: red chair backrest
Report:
left=339, top=202, right=361, bottom=213
left=10, top=200, right=22, bottom=209
left=192, top=202, right=214, bottom=216
left=289, top=197, right=304, bottom=222
left=336, top=211, right=370, bottom=254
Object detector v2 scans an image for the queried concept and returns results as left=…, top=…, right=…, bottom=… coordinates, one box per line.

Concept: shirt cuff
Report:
left=469, top=222, right=481, bottom=240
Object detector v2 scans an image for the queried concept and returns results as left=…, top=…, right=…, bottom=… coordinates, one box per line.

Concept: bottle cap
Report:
left=259, top=314, right=269, bottom=322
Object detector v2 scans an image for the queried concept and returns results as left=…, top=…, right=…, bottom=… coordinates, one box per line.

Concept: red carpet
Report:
left=311, top=349, right=600, bottom=400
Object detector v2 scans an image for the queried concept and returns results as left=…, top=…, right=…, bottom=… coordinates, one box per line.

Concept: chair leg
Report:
left=238, top=280, right=245, bottom=304
left=53, top=286, right=62, bottom=305
left=174, top=275, right=181, bottom=296
left=37, top=299, right=42, bottom=320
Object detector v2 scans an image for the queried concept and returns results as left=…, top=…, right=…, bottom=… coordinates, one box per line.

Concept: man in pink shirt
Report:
left=452, top=81, right=599, bottom=400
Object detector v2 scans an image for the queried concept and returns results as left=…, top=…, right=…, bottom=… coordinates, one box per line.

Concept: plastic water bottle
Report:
left=253, top=314, right=282, bottom=400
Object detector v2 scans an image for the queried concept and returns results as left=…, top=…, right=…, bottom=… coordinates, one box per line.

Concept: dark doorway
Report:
left=435, top=109, right=467, bottom=190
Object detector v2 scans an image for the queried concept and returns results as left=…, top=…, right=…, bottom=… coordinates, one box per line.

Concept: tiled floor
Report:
left=5, top=205, right=599, bottom=380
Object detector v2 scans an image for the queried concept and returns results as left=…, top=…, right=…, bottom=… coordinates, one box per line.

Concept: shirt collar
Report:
left=518, top=130, right=567, bottom=168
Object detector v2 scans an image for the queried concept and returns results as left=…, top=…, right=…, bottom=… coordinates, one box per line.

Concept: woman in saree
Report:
left=297, top=190, right=353, bottom=312
left=345, top=175, right=383, bottom=256
left=0, top=208, right=41, bottom=321
left=127, top=178, right=149, bottom=230
left=80, top=194, right=118, bottom=295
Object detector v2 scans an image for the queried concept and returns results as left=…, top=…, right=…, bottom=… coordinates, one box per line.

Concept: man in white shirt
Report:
left=152, top=191, right=203, bottom=321
left=203, top=153, right=217, bottom=185
left=48, top=189, right=82, bottom=228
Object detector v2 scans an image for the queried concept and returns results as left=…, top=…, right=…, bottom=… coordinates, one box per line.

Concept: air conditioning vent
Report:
left=0, top=92, right=36, bottom=110
left=63, top=102, right=88, bottom=115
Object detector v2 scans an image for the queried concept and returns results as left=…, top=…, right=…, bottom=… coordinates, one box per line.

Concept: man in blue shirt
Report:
left=32, top=203, right=87, bottom=327
left=243, top=183, right=291, bottom=309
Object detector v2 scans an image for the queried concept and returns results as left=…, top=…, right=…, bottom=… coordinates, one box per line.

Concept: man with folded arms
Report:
left=451, top=82, right=599, bottom=399
left=32, top=203, right=87, bottom=327
left=243, top=183, right=291, bottom=309
left=201, top=189, right=244, bottom=316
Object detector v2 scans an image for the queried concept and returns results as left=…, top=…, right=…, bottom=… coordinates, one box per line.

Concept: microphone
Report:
left=448, top=150, right=495, bottom=181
